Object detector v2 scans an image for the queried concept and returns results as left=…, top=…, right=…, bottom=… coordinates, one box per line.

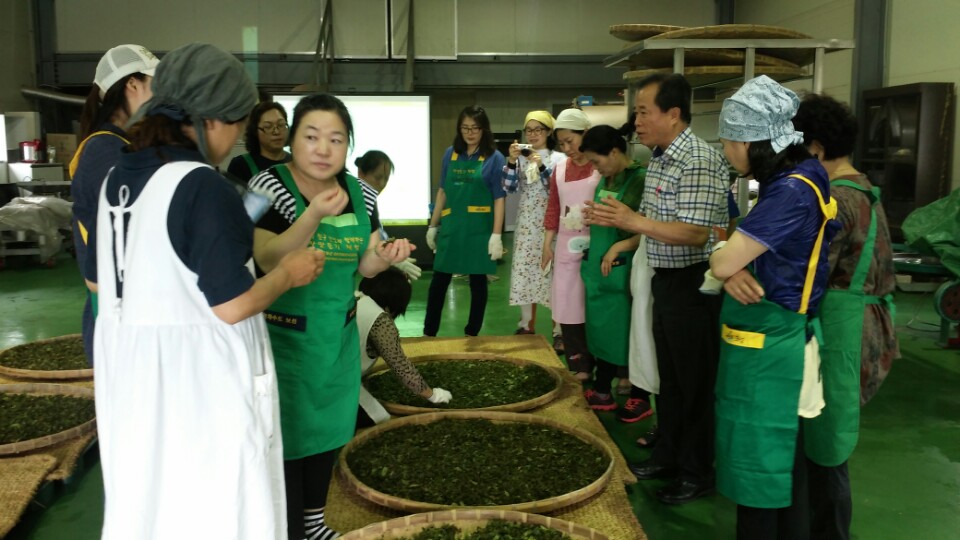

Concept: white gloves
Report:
left=488, top=233, right=503, bottom=261
left=426, top=226, right=438, bottom=252
left=427, top=387, right=453, bottom=404
left=393, top=258, right=422, bottom=281
left=699, top=269, right=724, bottom=295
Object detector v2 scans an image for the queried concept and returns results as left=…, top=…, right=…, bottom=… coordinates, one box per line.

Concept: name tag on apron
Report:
left=721, top=323, right=766, bottom=349
left=264, top=310, right=308, bottom=332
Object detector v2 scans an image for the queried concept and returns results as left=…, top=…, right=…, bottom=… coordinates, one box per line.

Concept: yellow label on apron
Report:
left=721, top=324, right=766, bottom=349
left=467, top=205, right=491, bottom=213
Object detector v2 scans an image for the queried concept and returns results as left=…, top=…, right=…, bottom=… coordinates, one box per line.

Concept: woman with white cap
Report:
left=501, top=110, right=566, bottom=350
left=70, top=43, right=158, bottom=365
left=709, top=75, right=839, bottom=539
left=90, top=43, right=326, bottom=539
left=541, top=108, right=600, bottom=380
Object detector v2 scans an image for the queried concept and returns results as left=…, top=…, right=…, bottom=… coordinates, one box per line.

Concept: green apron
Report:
left=266, top=164, right=370, bottom=460
left=804, top=179, right=895, bottom=466
left=434, top=152, right=496, bottom=275
left=242, top=153, right=260, bottom=178
left=716, top=174, right=836, bottom=509
left=581, top=165, right=644, bottom=365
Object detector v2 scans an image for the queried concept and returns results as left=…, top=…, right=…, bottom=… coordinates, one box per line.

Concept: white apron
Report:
left=356, top=293, right=391, bottom=425
left=628, top=235, right=659, bottom=393
left=550, top=161, right=600, bottom=324
left=94, top=162, right=286, bottom=540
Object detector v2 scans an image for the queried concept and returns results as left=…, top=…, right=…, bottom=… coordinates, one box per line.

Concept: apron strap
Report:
left=242, top=153, right=260, bottom=177
left=451, top=152, right=485, bottom=162
left=274, top=164, right=307, bottom=217
left=830, top=179, right=881, bottom=292
left=787, top=174, right=838, bottom=315
left=69, top=130, right=130, bottom=178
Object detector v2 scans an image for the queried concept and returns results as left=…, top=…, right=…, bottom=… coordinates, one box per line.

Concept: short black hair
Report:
left=635, top=73, right=692, bottom=124
left=453, top=105, right=496, bottom=157
left=579, top=124, right=630, bottom=156
left=289, top=93, right=354, bottom=183
left=792, top=93, right=858, bottom=160
left=355, top=150, right=394, bottom=175
left=358, top=267, right=412, bottom=318
left=243, top=101, right=289, bottom=154
left=747, top=140, right=814, bottom=184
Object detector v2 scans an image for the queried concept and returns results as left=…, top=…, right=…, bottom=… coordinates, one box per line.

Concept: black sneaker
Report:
left=617, top=398, right=653, bottom=423
left=552, top=334, right=565, bottom=355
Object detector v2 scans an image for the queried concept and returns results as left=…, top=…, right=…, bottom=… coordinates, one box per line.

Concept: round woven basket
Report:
left=624, top=65, right=806, bottom=88
left=620, top=41, right=798, bottom=69
left=647, top=24, right=816, bottom=66
left=0, top=335, right=92, bottom=381
left=363, top=353, right=562, bottom=415
left=340, top=509, right=611, bottom=540
left=0, top=383, right=96, bottom=456
left=609, top=23, right=684, bottom=42
left=339, top=411, right=615, bottom=514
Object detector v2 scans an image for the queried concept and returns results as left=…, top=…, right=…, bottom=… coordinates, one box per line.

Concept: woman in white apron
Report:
left=356, top=268, right=452, bottom=426
left=92, top=44, right=326, bottom=540
left=541, top=109, right=600, bottom=380
left=501, top=111, right=566, bottom=351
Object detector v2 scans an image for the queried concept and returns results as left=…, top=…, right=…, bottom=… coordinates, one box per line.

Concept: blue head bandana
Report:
left=718, top=75, right=805, bottom=153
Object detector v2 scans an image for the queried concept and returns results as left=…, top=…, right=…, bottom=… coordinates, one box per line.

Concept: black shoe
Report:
left=629, top=459, right=677, bottom=480
left=655, top=479, right=715, bottom=505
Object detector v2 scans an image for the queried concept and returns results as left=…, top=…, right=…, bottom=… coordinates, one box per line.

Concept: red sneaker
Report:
left=584, top=389, right=617, bottom=411
left=617, top=398, right=653, bottom=423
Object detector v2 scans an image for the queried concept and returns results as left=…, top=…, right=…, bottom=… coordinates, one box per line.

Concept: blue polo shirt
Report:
left=86, top=145, right=255, bottom=307
left=438, top=146, right=507, bottom=199
left=71, top=124, right=129, bottom=282
left=737, top=158, right=839, bottom=314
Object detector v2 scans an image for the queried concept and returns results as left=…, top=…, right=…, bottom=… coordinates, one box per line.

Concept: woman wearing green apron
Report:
left=250, top=94, right=413, bottom=540
left=424, top=106, right=507, bottom=336
left=578, top=124, right=654, bottom=423
left=710, top=76, right=838, bottom=540
left=227, top=101, right=292, bottom=182
left=792, top=94, right=900, bottom=540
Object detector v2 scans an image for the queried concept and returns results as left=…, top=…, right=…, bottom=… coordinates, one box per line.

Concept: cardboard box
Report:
left=46, top=133, right=78, bottom=176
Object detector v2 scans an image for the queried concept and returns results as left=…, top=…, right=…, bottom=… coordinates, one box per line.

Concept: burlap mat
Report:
left=326, top=335, right=645, bottom=540
left=0, top=373, right=97, bottom=534
left=0, top=454, right=58, bottom=538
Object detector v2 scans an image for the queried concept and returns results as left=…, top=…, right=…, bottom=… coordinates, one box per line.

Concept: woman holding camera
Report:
left=502, top=111, right=565, bottom=350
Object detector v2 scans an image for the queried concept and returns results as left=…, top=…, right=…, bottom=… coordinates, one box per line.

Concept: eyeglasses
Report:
left=258, top=123, right=289, bottom=134
left=460, top=125, right=481, bottom=134
left=524, top=127, right=547, bottom=135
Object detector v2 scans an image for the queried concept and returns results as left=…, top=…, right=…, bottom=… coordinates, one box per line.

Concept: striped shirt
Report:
left=357, top=177, right=388, bottom=240
left=641, top=128, right=729, bottom=268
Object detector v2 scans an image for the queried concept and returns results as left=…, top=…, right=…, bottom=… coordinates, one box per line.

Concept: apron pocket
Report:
left=253, top=371, right=277, bottom=443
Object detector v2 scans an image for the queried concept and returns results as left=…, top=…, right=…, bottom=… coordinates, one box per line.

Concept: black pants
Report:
left=423, top=272, right=488, bottom=336
left=808, top=460, right=852, bottom=540
left=284, top=449, right=338, bottom=540
left=593, top=359, right=618, bottom=394
left=560, top=323, right=591, bottom=369
left=736, top=421, right=810, bottom=540
left=81, top=294, right=95, bottom=366
left=649, top=262, right=721, bottom=483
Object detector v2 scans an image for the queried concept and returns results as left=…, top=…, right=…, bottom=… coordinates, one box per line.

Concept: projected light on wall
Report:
left=273, top=94, right=432, bottom=224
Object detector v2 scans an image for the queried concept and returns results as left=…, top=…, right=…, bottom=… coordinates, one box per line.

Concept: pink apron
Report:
left=550, top=160, right=600, bottom=324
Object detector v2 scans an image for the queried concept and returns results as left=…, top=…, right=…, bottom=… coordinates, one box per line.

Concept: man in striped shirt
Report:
left=586, top=73, right=728, bottom=505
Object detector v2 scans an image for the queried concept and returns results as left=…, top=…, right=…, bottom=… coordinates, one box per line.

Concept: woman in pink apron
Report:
left=541, top=109, right=600, bottom=380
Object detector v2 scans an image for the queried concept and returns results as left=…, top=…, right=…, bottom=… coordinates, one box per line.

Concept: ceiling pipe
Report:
left=21, top=86, right=86, bottom=106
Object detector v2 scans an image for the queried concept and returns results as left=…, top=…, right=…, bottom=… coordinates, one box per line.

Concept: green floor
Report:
left=2, top=242, right=959, bottom=540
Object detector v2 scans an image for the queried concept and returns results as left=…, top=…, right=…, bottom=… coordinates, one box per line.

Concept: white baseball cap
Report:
left=94, top=44, right=159, bottom=97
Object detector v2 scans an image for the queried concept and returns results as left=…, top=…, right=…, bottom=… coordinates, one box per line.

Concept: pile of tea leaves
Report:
left=0, top=393, right=96, bottom=445
left=365, top=360, right=556, bottom=409
left=346, top=418, right=610, bottom=506
left=0, top=337, right=87, bottom=371
left=393, top=520, right=572, bottom=540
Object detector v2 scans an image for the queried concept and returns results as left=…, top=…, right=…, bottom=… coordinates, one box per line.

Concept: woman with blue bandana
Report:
left=90, top=43, right=326, bottom=539
left=709, top=75, right=839, bottom=539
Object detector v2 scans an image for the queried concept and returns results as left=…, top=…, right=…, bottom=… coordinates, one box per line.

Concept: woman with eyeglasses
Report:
left=501, top=111, right=566, bottom=352
left=227, top=101, right=292, bottom=182
left=424, top=105, right=506, bottom=337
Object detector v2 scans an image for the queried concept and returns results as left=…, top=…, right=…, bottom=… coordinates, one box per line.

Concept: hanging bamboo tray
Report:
left=648, top=24, right=816, bottom=66
left=619, top=40, right=799, bottom=69
left=0, top=335, right=92, bottom=381
left=340, top=509, right=611, bottom=540
left=339, top=411, right=615, bottom=514
left=0, top=383, right=96, bottom=456
left=609, top=24, right=684, bottom=42
left=624, top=65, right=807, bottom=88
left=363, top=353, right=563, bottom=415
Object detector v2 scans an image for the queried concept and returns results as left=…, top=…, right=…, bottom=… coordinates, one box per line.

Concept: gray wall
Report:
left=0, top=1, right=35, bottom=113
